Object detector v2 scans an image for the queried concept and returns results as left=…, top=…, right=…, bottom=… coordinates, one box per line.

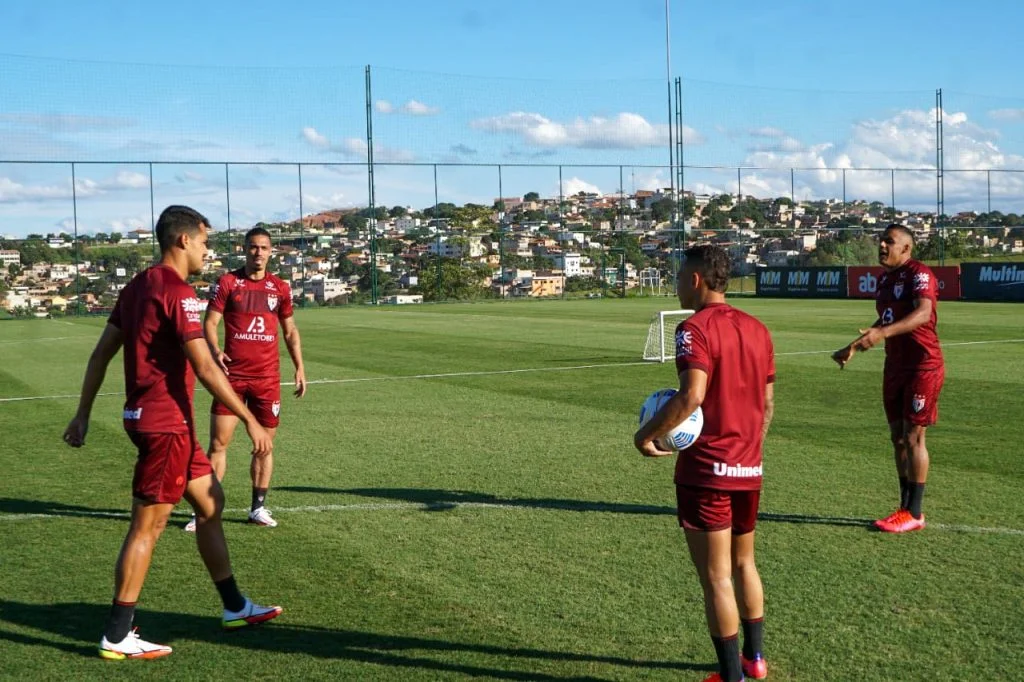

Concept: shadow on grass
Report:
left=0, top=498, right=253, bottom=527
left=279, top=487, right=673, bottom=516
left=0, top=601, right=710, bottom=679
left=0, top=497, right=129, bottom=521
left=279, top=487, right=877, bottom=530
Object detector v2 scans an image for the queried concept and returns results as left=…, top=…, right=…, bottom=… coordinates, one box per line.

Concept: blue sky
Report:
left=2, top=0, right=1024, bottom=237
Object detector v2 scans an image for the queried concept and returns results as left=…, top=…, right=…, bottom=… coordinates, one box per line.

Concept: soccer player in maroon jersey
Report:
left=188, top=226, right=305, bottom=530
left=635, top=245, right=775, bottom=682
left=832, top=223, right=944, bottom=533
left=62, top=205, right=282, bottom=660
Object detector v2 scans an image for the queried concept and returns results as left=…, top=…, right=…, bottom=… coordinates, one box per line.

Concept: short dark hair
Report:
left=156, top=205, right=209, bottom=252
left=682, top=244, right=731, bottom=293
left=884, top=223, right=915, bottom=244
left=244, top=226, right=272, bottom=247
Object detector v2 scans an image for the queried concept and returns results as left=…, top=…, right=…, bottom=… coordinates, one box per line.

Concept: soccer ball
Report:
left=638, top=388, right=704, bottom=451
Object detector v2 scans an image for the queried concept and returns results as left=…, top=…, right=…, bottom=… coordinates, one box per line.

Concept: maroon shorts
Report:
left=128, top=431, right=213, bottom=504
left=211, top=375, right=281, bottom=428
left=883, top=367, right=944, bottom=426
left=676, top=485, right=761, bottom=535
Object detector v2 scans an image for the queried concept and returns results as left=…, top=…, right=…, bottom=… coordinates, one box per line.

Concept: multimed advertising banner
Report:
left=960, top=262, right=1024, bottom=301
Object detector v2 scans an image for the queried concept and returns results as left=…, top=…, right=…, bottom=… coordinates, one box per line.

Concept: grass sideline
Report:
left=1, top=297, right=1022, bottom=681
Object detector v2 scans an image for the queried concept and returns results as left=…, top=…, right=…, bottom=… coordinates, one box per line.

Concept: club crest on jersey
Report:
left=267, top=295, right=278, bottom=311
left=912, top=394, right=926, bottom=413
left=272, top=401, right=281, bottom=417
left=893, top=283, right=904, bottom=299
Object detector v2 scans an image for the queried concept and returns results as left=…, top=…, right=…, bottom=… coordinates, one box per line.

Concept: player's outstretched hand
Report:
left=831, top=344, right=855, bottom=369
left=246, top=421, right=273, bottom=458
left=63, top=416, right=89, bottom=448
left=293, top=368, right=307, bottom=398
left=855, top=327, right=885, bottom=351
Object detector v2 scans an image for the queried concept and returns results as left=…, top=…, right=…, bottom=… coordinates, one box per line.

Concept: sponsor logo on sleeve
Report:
left=181, top=297, right=206, bottom=324
left=913, top=272, right=930, bottom=292
left=675, top=329, right=693, bottom=357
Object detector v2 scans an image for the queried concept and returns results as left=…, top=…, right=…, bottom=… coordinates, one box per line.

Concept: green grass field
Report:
left=1, top=298, right=1022, bottom=681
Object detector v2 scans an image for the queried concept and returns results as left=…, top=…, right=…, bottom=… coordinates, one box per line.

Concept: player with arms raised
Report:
left=832, top=223, right=943, bottom=533
left=186, top=226, right=306, bottom=531
left=635, top=245, right=775, bottom=682
left=63, top=205, right=282, bottom=660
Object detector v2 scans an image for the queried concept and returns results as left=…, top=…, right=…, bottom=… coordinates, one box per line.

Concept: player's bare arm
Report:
left=203, top=308, right=230, bottom=374
left=634, top=368, right=708, bottom=457
left=281, top=316, right=306, bottom=398
left=857, top=298, right=933, bottom=351
left=63, top=324, right=125, bottom=447
left=762, top=382, right=775, bottom=440
left=183, top=337, right=272, bottom=457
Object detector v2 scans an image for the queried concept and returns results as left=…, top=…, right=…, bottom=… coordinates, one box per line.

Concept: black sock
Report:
left=711, top=634, right=743, bottom=682
left=741, top=616, right=764, bottom=660
left=252, top=487, right=268, bottom=512
left=899, top=476, right=910, bottom=509
left=104, top=599, right=136, bottom=642
left=907, top=483, right=926, bottom=519
left=214, top=575, right=247, bottom=612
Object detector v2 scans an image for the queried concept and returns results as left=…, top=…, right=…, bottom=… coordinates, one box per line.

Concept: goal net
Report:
left=642, top=309, right=695, bottom=362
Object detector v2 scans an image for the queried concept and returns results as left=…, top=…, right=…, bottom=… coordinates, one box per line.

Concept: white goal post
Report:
left=642, top=309, right=695, bottom=363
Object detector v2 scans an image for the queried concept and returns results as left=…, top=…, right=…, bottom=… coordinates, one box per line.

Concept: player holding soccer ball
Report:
left=63, top=206, right=282, bottom=660
left=832, top=223, right=944, bottom=534
left=634, top=245, right=775, bottom=682
left=184, top=227, right=306, bottom=532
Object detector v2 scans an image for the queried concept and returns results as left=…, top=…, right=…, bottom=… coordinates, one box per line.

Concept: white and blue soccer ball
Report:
left=638, top=388, right=704, bottom=451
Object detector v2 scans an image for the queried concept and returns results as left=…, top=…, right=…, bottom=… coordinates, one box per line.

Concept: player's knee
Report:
left=906, top=426, right=926, bottom=449
left=890, top=431, right=907, bottom=448
left=732, top=553, right=757, bottom=574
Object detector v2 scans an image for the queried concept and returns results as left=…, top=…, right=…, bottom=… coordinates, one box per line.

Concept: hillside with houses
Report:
left=3, top=189, right=1023, bottom=317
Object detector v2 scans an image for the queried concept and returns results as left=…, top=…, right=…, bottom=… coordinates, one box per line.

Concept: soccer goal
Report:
left=642, top=309, right=695, bottom=362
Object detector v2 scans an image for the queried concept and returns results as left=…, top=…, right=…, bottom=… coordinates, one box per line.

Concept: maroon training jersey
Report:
left=674, top=303, right=775, bottom=491
left=108, top=264, right=205, bottom=434
left=208, top=269, right=294, bottom=379
left=876, top=259, right=943, bottom=372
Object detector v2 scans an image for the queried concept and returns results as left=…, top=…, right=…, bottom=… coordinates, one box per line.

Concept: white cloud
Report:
left=0, top=176, right=71, bottom=203
left=301, top=127, right=330, bottom=150
left=471, top=111, right=704, bottom=149
left=749, top=126, right=788, bottom=138
left=299, top=127, right=415, bottom=163
left=560, top=177, right=602, bottom=196
left=375, top=100, right=394, bottom=114
left=730, top=108, right=1024, bottom=210
left=989, top=108, right=1024, bottom=122
left=0, top=112, right=134, bottom=132
left=401, top=99, right=439, bottom=116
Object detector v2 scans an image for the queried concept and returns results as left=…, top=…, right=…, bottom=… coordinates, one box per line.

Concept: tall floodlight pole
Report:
left=665, top=0, right=674, bottom=202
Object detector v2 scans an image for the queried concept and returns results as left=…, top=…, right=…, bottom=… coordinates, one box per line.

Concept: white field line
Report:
left=1, top=338, right=1022, bottom=404
left=0, top=500, right=1021, bottom=537
left=0, top=336, right=90, bottom=345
